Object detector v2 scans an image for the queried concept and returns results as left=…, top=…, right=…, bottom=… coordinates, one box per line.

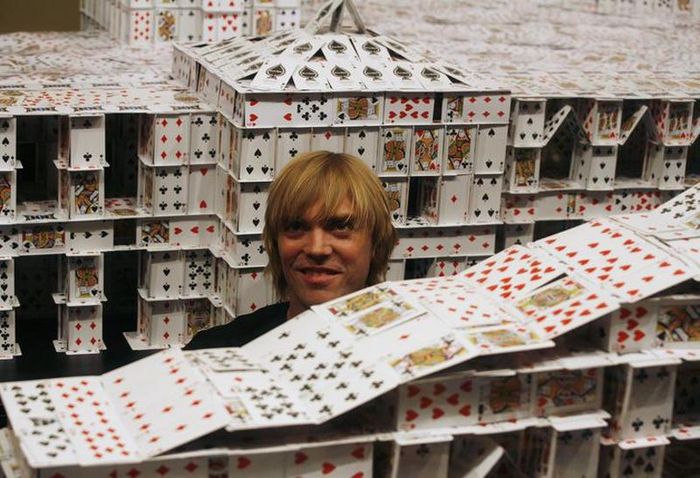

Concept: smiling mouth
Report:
left=297, top=267, right=341, bottom=276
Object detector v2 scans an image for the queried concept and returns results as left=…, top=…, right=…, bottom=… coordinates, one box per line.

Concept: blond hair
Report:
left=263, top=151, right=397, bottom=299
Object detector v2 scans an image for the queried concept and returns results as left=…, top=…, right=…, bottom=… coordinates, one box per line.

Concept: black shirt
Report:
left=184, top=302, right=289, bottom=350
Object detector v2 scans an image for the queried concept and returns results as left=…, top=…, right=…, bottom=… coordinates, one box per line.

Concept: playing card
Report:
left=68, top=115, right=106, bottom=170
left=182, top=250, right=214, bottom=297
left=102, top=349, right=230, bottom=456
left=70, top=171, right=104, bottom=218
left=67, top=221, right=113, bottom=253
left=284, top=443, right=373, bottom=478
left=334, top=94, right=383, bottom=125
left=443, top=127, right=475, bottom=175
left=237, top=129, right=275, bottom=181
left=397, top=375, right=479, bottom=431
left=382, top=178, right=408, bottom=223
left=276, top=128, right=311, bottom=173
left=477, top=374, right=530, bottom=423
left=383, top=93, right=434, bottom=125
left=344, top=127, right=378, bottom=172
left=533, top=368, right=602, bottom=416
left=189, top=113, right=218, bottom=165
left=310, top=127, right=344, bottom=152
left=463, top=92, right=511, bottom=124
left=515, top=276, right=618, bottom=339
left=468, top=175, right=502, bottom=223
left=143, top=250, right=183, bottom=299
left=411, top=127, right=443, bottom=175
left=474, top=125, right=507, bottom=174
left=0, top=117, right=17, bottom=170
left=379, top=127, right=411, bottom=176
left=152, top=166, right=188, bottom=216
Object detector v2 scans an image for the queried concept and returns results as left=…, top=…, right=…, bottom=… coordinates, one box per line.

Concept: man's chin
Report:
left=300, top=289, right=345, bottom=307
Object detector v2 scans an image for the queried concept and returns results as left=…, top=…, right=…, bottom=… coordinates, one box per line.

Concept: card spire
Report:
left=304, top=0, right=367, bottom=35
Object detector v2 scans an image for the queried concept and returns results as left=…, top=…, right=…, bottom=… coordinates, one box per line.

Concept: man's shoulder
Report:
left=184, top=302, right=288, bottom=350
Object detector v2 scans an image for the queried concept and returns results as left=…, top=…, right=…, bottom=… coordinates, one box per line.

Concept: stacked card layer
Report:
left=0, top=349, right=230, bottom=468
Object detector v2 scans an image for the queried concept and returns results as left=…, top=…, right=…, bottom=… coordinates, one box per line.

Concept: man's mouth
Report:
left=296, top=266, right=341, bottom=284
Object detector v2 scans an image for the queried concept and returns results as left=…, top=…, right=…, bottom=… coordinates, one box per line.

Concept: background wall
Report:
left=0, top=0, right=80, bottom=33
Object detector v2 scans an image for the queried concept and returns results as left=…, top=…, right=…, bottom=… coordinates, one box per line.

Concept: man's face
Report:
left=278, top=199, right=372, bottom=315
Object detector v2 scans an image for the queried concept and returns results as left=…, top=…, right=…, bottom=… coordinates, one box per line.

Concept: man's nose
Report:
left=305, top=227, right=332, bottom=256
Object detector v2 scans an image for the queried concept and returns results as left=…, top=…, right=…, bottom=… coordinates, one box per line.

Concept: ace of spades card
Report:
left=60, top=304, right=104, bottom=353
left=144, top=250, right=184, bottom=299
left=68, top=115, right=106, bottom=170
left=153, top=166, right=188, bottom=216
left=153, top=114, right=190, bottom=165
left=238, top=129, right=275, bottom=181
left=189, top=113, right=218, bottom=165
left=66, top=255, right=103, bottom=304
left=344, top=127, right=379, bottom=172
left=276, top=128, right=311, bottom=173
left=443, top=127, right=476, bottom=175
left=379, top=127, right=411, bottom=176
left=0, top=117, right=16, bottom=170
left=411, top=128, right=443, bottom=175
left=334, top=94, right=383, bottom=125
left=70, top=171, right=104, bottom=218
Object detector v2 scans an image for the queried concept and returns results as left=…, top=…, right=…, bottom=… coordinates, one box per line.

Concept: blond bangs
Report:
left=263, top=151, right=396, bottom=299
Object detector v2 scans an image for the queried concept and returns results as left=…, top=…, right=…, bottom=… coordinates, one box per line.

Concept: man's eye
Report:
left=328, top=220, right=353, bottom=231
left=285, top=220, right=305, bottom=231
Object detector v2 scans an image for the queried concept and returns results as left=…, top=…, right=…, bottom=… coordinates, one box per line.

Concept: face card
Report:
left=534, top=368, right=601, bottom=416
left=477, top=374, right=530, bottom=423
left=515, top=276, right=618, bottom=339
left=71, top=171, right=104, bottom=218
left=379, top=127, right=411, bottom=176
left=334, top=95, right=382, bottom=125
left=21, top=225, right=66, bottom=254
left=411, top=128, right=443, bottom=175
left=382, top=178, right=408, bottom=223
left=443, top=127, right=475, bottom=175
left=67, top=255, right=103, bottom=303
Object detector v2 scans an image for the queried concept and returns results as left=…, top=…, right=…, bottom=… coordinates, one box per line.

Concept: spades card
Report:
left=334, top=95, right=383, bottom=125
left=234, top=181, right=267, bottom=234
left=506, top=147, right=540, bottom=191
left=0, top=171, right=16, bottom=221
left=70, top=171, right=104, bottom=218
left=238, top=129, right=275, bottom=181
left=443, top=127, right=476, bottom=175
left=511, top=100, right=546, bottom=147
left=468, top=175, right=502, bottom=223
left=67, top=255, right=103, bottom=303
left=0, top=117, right=17, bottom=170
left=21, top=225, right=66, bottom=254
left=382, top=178, right=408, bottom=223
left=144, top=250, right=183, bottom=299
left=0, top=226, right=19, bottom=256
left=67, top=221, right=113, bottom=253
left=344, top=127, right=379, bottom=172
left=379, top=127, right=411, bottom=176
left=474, top=125, right=507, bottom=174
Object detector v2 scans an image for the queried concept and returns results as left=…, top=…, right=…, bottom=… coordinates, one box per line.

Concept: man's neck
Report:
left=286, top=300, right=306, bottom=320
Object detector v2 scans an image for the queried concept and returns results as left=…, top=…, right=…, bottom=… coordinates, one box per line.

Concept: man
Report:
left=185, top=151, right=397, bottom=349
